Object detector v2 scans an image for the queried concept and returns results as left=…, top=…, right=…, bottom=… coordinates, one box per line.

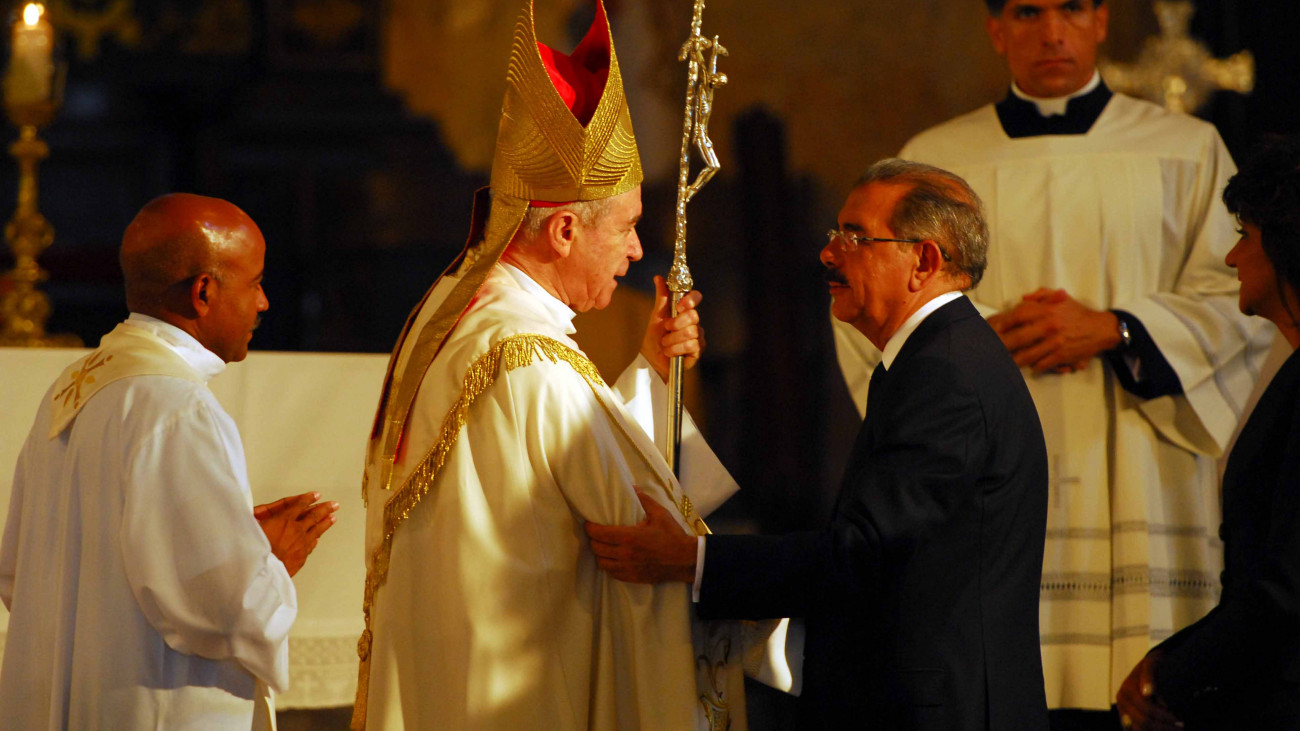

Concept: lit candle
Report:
left=6, top=4, right=54, bottom=107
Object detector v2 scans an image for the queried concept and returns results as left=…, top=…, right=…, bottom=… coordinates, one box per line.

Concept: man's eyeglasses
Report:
left=826, top=229, right=952, bottom=262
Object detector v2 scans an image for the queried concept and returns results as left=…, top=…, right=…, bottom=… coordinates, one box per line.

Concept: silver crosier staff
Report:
left=665, top=0, right=727, bottom=475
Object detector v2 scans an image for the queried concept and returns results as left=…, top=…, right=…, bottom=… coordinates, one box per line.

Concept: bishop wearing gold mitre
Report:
left=351, top=2, right=755, bottom=729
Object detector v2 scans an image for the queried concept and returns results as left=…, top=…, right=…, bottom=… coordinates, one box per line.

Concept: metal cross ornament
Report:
left=1100, top=0, right=1253, bottom=114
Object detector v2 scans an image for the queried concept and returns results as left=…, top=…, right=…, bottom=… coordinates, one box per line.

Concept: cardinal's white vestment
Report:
left=359, top=263, right=746, bottom=730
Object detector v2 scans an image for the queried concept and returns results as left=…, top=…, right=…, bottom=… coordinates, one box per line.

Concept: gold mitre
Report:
left=364, top=0, right=644, bottom=503
left=489, top=0, right=643, bottom=204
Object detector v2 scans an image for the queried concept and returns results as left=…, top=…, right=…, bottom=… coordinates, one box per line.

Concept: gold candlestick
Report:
left=0, top=3, right=78, bottom=347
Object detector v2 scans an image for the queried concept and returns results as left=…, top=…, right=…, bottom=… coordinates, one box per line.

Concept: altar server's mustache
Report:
left=823, top=267, right=848, bottom=286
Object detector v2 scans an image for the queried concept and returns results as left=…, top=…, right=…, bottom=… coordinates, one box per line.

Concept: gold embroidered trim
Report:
left=53, top=351, right=113, bottom=410
left=370, top=195, right=530, bottom=502
left=383, top=334, right=603, bottom=538
left=352, top=332, right=711, bottom=729
left=352, top=332, right=710, bottom=729
left=354, top=334, right=602, bottom=727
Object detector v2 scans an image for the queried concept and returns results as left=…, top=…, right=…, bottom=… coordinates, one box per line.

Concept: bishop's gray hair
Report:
left=853, top=158, right=989, bottom=290
left=519, top=197, right=615, bottom=239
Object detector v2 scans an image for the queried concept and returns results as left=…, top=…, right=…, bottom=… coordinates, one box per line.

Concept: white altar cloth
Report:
left=0, top=347, right=388, bottom=709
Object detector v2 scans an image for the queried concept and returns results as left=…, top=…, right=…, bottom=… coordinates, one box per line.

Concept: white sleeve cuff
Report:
left=1123, top=351, right=1144, bottom=382
left=692, top=536, right=705, bottom=603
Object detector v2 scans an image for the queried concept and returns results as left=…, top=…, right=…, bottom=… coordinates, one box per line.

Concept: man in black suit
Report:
left=586, top=159, right=1050, bottom=730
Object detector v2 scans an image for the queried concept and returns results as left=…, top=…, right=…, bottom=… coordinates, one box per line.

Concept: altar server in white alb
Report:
left=0, top=193, right=339, bottom=729
left=831, top=0, right=1273, bottom=723
left=351, top=2, right=754, bottom=729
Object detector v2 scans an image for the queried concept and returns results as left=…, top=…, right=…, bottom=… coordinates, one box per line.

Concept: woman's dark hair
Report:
left=1223, top=135, right=1300, bottom=321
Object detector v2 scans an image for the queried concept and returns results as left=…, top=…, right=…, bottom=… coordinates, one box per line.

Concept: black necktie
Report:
left=869, top=362, right=886, bottom=396
left=836, top=362, right=888, bottom=518
left=865, top=363, right=887, bottom=425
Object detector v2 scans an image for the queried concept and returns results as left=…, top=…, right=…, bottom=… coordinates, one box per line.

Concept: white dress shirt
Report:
left=1011, top=70, right=1102, bottom=117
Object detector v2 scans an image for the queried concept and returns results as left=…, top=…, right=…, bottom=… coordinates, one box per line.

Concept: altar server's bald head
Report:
left=120, top=193, right=269, bottom=362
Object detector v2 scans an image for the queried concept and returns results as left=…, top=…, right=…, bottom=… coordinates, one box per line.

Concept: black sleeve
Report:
left=1104, top=310, right=1183, bottom=399
left=1153, top=415, right=1300, bottom=713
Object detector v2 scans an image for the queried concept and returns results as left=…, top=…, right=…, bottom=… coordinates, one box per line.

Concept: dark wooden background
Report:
left=1, top=1, right=1295, bottom=726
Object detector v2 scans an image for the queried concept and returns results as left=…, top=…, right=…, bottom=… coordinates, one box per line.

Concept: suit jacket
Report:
left=1153, top=345, right=1300, bottom=728
left=700, top=297, right=1049, bottom=730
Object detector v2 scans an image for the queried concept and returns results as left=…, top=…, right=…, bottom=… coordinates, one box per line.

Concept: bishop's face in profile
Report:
left=554, top=186, right=644, bottom=313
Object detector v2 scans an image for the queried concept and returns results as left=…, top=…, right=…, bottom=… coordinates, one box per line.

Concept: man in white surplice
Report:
left=0, top=194, right=338, bottom=730
left=831, top=0, right=1273, bottom=723
left=352, top=2, right=756, bottom=729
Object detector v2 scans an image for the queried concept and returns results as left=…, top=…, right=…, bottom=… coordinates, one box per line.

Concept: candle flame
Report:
left=22, top=4, right=43, bottom=27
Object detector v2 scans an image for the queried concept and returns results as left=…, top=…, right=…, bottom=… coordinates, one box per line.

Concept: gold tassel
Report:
left=349, top=628, right=371, bottom=730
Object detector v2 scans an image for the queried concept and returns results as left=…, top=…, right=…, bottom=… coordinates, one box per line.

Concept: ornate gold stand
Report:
left=0, top=100, right=79, bottom=347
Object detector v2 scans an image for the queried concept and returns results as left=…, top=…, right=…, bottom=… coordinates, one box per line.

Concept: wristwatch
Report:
left=1115, top=314, right=1132, bottom=350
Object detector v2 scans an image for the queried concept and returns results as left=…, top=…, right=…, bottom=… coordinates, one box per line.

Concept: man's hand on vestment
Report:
left=255, top=491, right=339, bottom=577
left=585, top=491, right=697, bottom=584
left=641, top=275, right=704, bottom=382
left=987, top=288, right=1120, bottom=373
left=1117, top=651, right=1183, bottom=730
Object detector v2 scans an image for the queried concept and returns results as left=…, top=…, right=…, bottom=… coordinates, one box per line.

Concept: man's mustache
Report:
left=253, top=316, right=262, bottom=331
left=823, top=267, right=847, bottom=286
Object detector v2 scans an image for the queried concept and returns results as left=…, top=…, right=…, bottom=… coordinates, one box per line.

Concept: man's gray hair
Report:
left=519, top=197, right=614, bottom=239
left=854, top=158, right=989, bottom=290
